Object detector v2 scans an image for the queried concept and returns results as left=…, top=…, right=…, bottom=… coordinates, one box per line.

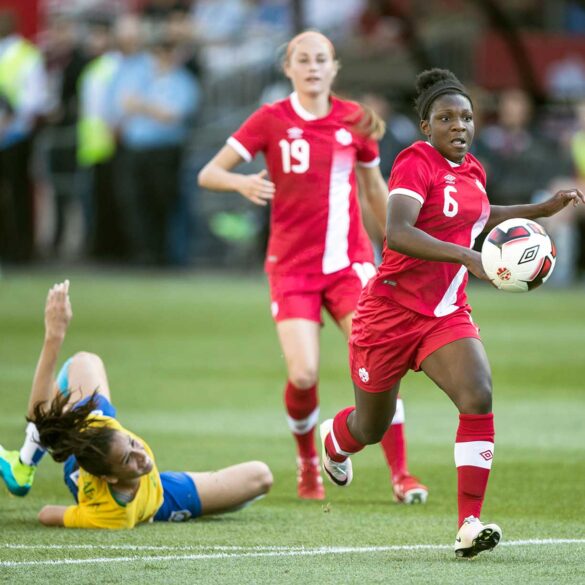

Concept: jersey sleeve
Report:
left=356, top=136, right=380, bottom=168
left=227, top=106, right=270, bottom=162
left=388, top=148, right=433, bottom=206
left=63, top=503, right=127, bottom=529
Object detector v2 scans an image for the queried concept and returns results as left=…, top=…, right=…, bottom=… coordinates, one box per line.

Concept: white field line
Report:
left=1, top=539, right=585, bottom=568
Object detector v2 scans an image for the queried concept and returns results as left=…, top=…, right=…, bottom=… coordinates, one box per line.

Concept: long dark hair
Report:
left=29, top=391, right=117, bottom=477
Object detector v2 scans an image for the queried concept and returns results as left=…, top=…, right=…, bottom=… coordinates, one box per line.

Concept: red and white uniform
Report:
left=371, top=141, right=490, bottom=317
left=229, top=92, right=379, bottom=277
left=349, top=141, right=491, bottom=392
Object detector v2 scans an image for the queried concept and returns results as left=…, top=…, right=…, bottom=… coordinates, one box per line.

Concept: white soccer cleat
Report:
left=454, top=515, right=502, bottom=558
left=319, top=419, right=353, bottom=487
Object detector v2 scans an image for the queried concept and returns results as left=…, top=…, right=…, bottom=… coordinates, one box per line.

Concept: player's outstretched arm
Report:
left=387, top=194, right=490, bottom=281
left=38, top=505, right=67, bottom=527
left=485, top=188, right=584, bottom=232
left=198, top=145, right=275, bottom=206
left=27, top=281, right=73, bottom=418
left=356, top=165, right=388, bottom=238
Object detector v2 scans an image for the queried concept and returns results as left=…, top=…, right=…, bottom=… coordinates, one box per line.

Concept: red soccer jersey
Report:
left=370, top=141, right=490, bottom=317
left=228, top=92, right=379, bottom=275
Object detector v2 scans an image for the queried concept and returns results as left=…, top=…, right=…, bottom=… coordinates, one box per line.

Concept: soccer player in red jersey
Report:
left=320, top=68, right=584, bottom=556
left=198, top=31, right=427, bottom=503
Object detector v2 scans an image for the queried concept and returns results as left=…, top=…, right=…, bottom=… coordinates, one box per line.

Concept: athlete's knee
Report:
left=460, top=375, right=493, bottom=414
left=288, top=367, right=318, bottom=390
left=247, top=461, right=273, bottom=495
left=352, top=416, right=389, bottom=445
left=71, top=351, right=104, bottom=369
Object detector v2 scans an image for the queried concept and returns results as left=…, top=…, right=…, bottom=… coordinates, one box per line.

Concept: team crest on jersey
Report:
left=335, top=128, right=353, bottom=146
left=444, top=174, right=456, bottom=185
left=475, top=178, right=486, bottom=193
left=287, top=127, right=303, bottom=139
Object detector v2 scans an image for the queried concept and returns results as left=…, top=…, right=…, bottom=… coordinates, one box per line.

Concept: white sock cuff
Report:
left=390, top=398, right=405, bottom=425
left=329, top=426, right=353, bottom=457
left=454, top=441, right=494, bottom=469
left=286, top=407, right=320, bottom=435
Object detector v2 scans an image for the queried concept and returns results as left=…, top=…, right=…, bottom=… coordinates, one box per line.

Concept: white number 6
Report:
left=443, top=186, right=458, bottom=217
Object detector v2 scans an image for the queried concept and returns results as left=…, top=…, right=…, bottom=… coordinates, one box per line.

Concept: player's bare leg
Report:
left=421, top=337, right=501, bottom=557
left=187, top=461, right=273, bottom=514
left=338, top=313, right=427, bottom=504
left=276, top=319, right=325, bottom=500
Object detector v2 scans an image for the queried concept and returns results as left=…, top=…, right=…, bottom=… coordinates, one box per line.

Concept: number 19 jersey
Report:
left=228, top=92, right=380, bottom=275
left=370, top=141, right=491, bottom=317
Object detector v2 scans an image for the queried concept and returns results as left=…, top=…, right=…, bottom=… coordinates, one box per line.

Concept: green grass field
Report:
left=0, top=272, right=584, bottom=584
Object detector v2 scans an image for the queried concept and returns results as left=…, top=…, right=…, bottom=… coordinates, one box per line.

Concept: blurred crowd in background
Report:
left=0, top=0, right=585, bottom=285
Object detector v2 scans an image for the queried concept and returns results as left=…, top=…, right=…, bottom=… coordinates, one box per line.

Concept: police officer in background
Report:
left=0, top=9, right=49, bottom=263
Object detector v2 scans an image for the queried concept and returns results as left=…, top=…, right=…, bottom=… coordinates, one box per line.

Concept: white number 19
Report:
left=279, top=139, right=310, bottom=174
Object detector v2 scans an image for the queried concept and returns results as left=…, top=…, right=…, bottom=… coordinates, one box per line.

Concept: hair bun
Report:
left=415, top=68, right=460, bottom=95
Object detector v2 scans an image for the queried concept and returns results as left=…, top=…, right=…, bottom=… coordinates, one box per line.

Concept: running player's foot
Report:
left=454, top=516, right=502, bottom=558
left=392, top=474, right=428, bottom=505
left=297, top=456, right=325, bottom=500
left=0, top=446, right=35, bottom=497
left=319, top=419, right=353, bottom=487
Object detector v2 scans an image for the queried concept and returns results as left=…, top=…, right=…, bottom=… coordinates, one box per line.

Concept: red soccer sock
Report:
left=380, top=397, right=408, bottom=480
left=324, top=406, right=366, bottom=462
left=455, top=413, right=495, bottom=527
left=284, top=381, right=319, bottom=460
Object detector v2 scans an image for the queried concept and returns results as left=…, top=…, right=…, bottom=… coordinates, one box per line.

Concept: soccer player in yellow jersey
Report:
left=0, top=281, right=272, bottom=529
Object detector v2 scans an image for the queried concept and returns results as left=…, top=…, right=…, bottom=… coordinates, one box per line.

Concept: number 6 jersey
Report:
left=228, top=92, right=379, bottom=275
left=370, top=141, right=491, bottom=317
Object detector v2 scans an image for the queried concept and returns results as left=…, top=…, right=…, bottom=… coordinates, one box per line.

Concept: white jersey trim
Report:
left=290, top=92, right=318, bottom=121
left=227, top=137, right=252, bottom=163
left=390, top=398, right=405, bottom=425
left=388, top=188, right=424, bottom=206
left=357, top=156, right=380, bottom=168
left=454, top=441, right=494, bottom=470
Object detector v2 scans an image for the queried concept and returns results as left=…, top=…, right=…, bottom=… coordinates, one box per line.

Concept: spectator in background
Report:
left=42, top=10, right=89, bottom=257
left=112, top=31, right=200, bottom=265
left=474, top=89, right=571, bottom=207
left=0, top=9, right=49, bottom=263
left=537, top=99, right=585, bottom=284
left=76, top=14, right=122, bottom=260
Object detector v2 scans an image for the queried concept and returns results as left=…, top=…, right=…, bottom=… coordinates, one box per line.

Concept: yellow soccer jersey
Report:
left=63, top=416, right=164, bottom=529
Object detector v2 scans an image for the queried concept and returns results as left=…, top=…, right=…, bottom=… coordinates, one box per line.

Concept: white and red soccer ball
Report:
left=481, top=218, right=556, bottom=292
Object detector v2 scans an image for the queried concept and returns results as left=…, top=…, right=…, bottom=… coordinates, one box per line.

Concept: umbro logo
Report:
left=444, top=174, right=456, bottom=184
left=480, top=449, right=493, bottom=461
left=287, top=127, right=303, bottom=139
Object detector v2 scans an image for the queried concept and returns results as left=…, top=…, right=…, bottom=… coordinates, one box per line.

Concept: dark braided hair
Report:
left=414, top=68, right=472, bottom=121
left=29, top=391, right=117, bottom=477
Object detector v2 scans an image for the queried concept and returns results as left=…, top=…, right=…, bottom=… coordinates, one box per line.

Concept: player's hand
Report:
left=44, top=280, right=72, bottom=341
left=463, top=249, right=492, bottom=284
left=237, top=170, right=275, bottom=206
left=540, top=188, right=584, bottom=216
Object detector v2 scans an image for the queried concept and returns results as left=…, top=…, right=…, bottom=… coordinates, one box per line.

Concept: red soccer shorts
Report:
left=349, top=293, right=481, bottom=393
left=268, top=263, right=375, bottom=324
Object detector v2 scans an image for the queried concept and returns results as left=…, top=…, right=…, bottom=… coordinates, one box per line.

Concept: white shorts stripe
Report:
left=390, top=398, right=405, bottom=425
left=454, top=441, right=494, bottom=470
left=226, top=137, right=252, bottom=163
left=286, top=407, right=320, bottom=435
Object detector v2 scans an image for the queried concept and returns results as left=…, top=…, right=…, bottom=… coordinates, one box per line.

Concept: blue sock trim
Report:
left=55, top=358, right=74, bottom=397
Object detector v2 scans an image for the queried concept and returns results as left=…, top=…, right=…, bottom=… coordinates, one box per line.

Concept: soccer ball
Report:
left=481, top=218, right=556, bottom=292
